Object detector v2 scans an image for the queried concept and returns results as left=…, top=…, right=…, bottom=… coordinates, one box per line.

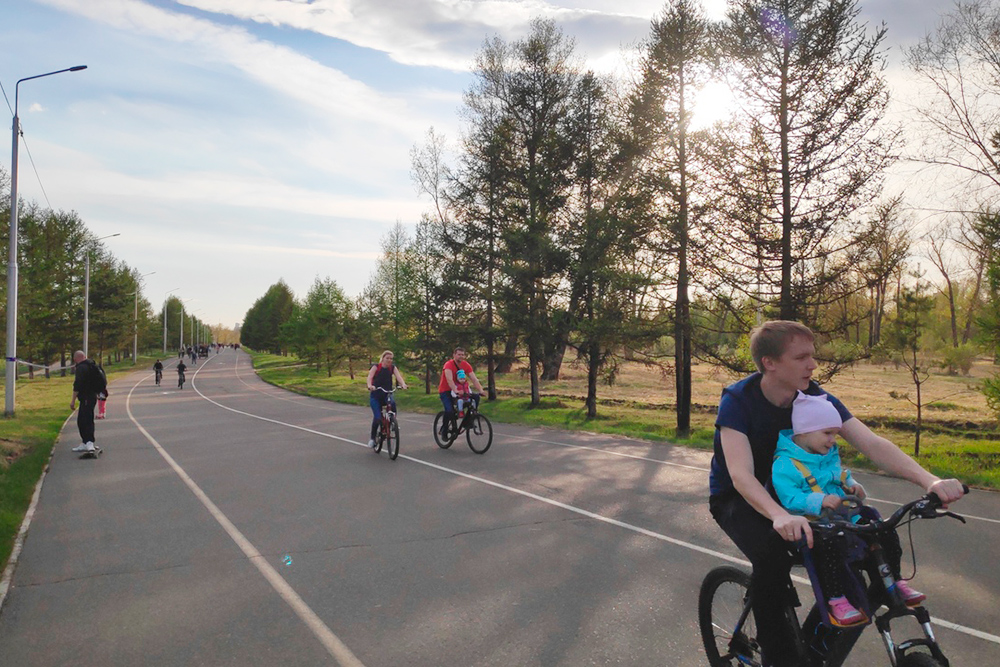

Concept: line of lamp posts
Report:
left=5, top=64, right=211, bottom=416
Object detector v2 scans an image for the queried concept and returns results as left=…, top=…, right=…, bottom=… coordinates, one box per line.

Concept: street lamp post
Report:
left=5, top=65, right=87, bottom=416
left=162, top=288, right=179, bottom=354
left=179, top=299, right=192, bottom=351
left=83, top=232, right=120, bottom=358
left=131, top=271, right=155, bottom=364
left=190, top=309, right=202, bottom=351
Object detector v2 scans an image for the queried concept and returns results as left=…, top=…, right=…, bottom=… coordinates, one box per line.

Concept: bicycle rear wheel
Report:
left=465, top=413, right=493, bottom=454
left=699, top=566, right=761, bottom=667
left=387, top=417, right=400, bottom=460
left=433, top=411, right=454, bottom=449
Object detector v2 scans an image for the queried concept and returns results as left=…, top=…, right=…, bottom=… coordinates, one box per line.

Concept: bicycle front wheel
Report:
left=699, top=566, right=760, bottom=667
left=387, top=417, right=400, bottom=460
left=465, top=413, right=493, bottom=454
left=433, top=412, right=454, bottom=449
left=897, top=653, right=946, bottom=667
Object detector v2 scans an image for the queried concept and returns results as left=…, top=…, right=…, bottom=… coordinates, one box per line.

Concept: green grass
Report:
left=251, top=351, right=1000, bottom=491
left=0, top=355, right=156, bottom=573
left=251, top=352, right=717, bottom=449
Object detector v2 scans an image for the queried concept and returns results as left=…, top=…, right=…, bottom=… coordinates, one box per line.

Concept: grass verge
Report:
left=250, top=351, right=1000, bottom=491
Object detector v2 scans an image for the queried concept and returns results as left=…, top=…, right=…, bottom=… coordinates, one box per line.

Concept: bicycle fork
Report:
left=867, top=545, right=950, bottom=667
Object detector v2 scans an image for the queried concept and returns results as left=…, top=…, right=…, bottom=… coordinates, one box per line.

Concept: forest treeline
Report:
left=0, top=170, right=224, bottom=373
left=239, top=0, right=993, bottom=434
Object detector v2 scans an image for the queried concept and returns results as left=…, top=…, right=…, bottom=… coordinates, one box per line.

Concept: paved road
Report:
left=1, top=348, right=997, bottom=666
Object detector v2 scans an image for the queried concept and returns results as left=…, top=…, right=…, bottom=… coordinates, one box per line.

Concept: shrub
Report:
left=940, top=343, right=978, bottom=375
left=985, top=375, right=1000, bottom=420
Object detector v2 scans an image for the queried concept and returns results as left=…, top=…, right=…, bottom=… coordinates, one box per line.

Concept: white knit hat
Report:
left=791, top=391, right=842, bottom=435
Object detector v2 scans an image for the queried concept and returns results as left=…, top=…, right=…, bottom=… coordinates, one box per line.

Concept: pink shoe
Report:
left=895, top=580, right=926, bottom=606
left=828, top=596, right=866, bottom=626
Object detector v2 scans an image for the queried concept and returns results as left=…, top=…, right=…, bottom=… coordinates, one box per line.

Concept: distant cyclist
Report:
left=153, top=359, right=164, bottom=386
left=366, top=350, right=407, bottom=449
left=177, top=359, right=187, bottom=389
left=438, top=347, right=483, bottom=438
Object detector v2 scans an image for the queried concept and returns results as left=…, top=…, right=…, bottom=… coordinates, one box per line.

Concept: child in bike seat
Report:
left=453, top=369, right=471, bottom=413
left=772, top=392, right=925, bottom=626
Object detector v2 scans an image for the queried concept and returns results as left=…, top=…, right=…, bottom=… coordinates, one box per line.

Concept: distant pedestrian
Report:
left=70, top=350, right=107, bottom=454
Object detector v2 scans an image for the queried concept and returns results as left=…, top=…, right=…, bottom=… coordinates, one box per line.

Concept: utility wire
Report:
left=0, top=78, right=13, bottom=116
left=20, top=137, right=53, bottom=209
left=1, top=76, right=56, bottom=209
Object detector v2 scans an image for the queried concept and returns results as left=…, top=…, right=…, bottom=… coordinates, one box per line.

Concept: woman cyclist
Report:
left=366, top=351, right=407, bottom=449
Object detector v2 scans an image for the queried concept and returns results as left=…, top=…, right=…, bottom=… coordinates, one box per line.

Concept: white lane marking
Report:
left=189, top=365, right=1000, bottom=647
left=226, top=358, right=1000, bottom=527
left=125, top=378, right=365, bottom=667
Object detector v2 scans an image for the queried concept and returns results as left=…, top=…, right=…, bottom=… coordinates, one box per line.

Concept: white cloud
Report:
left=176, top=0, right=654, bottom=71
left=38, top=0, right=432, bottom=133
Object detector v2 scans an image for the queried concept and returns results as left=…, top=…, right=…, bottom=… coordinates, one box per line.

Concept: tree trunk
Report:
left=529, top=339, right=540, bottom=407
left=541, top=335, right=567, bottom=381
left=486, top=337, right=497, bottom=401
left=779, top=49, right=795, bottom=321
left=496, top=330, right=518, bottom=374
left=586, top=341, right=599, bottom=419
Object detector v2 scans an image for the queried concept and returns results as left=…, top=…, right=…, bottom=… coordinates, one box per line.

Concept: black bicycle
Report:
left=154, top=368, right=162, bottom=386
left=372, top=387, right=400, bottom=461
left=433, top=394, right=493, bottom=454
left=699, top=489, right=968, bottom=667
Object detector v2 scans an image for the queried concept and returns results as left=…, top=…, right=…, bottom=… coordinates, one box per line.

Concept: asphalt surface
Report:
left=0, top=348, right=997, bottom=666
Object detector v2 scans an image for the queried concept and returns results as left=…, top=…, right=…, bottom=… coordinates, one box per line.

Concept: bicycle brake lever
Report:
left=940, top=510, right=967, bottom=523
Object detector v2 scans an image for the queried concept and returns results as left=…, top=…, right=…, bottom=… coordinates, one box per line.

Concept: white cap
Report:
left=791, top=391, right=842, bottom=435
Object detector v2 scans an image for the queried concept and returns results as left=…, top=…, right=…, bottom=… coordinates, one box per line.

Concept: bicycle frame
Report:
left=452, top=394, right=478, bottom=433
left=380, top=393, right=396, bottom=436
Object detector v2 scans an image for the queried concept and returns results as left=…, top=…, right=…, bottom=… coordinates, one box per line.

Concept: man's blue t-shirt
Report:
left=709, top=373, right=852, bottom=498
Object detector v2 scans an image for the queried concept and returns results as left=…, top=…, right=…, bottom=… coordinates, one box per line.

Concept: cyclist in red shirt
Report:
left=438, top=347, right=484, bottom=438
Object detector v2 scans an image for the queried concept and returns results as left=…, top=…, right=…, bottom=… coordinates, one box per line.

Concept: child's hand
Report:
left=821, top=494, right=843, bottom=510
left=849, top=483, right=866, bottom=500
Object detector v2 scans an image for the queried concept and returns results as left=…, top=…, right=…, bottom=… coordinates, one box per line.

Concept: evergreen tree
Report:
left=714, top=0, right=897, bottom=322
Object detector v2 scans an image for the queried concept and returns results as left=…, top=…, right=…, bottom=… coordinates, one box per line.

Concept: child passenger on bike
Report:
left=366, top=350, right=407, bottom=450
left=772, top=392, right=925, bottom=626
left=453, top=369, right=471, bottom=414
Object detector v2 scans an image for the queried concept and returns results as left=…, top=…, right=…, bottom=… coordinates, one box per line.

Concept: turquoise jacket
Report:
left=772, top=429, right=856, bottom=518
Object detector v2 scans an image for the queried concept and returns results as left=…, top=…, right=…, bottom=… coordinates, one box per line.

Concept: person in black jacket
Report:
left=70, top=350, right=106, bottom=454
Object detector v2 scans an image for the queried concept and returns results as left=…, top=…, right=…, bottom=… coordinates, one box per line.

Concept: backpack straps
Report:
left=790, top=458, right=823, bottom=493
left=790, top=458, right=853, bottom=494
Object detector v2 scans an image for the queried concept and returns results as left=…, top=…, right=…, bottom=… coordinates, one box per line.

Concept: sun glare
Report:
left=690, top=80, right=738, bottom=130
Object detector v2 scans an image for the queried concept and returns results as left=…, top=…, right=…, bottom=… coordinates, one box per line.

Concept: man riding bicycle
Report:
left=438, top=347, right=484, bottom=439
left=709, top=320, right=965, bottom=667
left=366, top=350, right=407, bottom=449
left=153, top=359, right=164, bottom=385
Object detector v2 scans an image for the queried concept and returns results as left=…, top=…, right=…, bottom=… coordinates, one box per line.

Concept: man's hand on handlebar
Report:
left=927, top=478, right=966, bottom=506
left=773, top=512, right=813, bottom=548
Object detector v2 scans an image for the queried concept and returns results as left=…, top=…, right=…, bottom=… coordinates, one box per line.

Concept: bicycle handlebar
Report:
left=372, top=387, right=402, bottom=394
left=809, top=485, right=970, bottom=536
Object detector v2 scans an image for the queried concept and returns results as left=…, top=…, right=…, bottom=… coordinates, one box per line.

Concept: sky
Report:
left=0, top=0, right=953, bottom=331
